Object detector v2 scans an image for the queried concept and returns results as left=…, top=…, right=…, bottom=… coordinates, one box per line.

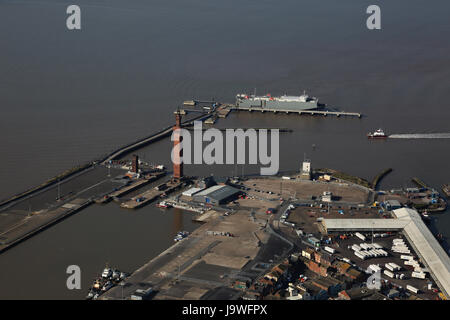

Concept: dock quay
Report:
left=217, top=107, right=231, bottom=118
left=412, top=177, right=431, bottom=190
left=96, top=173, right=166, bottom=204
left=166, top=200, right=206, bottom=214
left=230, top=106, right=362, bottom=118
left=204, top=116, right=217, bottom=125
left=109, top=179, right=152, bottom=199
left=183, top=126, right=293, bottom=133
left=120, top=179, right=184, bottom=209
left=0, top=198, right=93, bottom=254
left=100, top=208, right=273, bottom=300
left=121, top=189, right=164, bottom=209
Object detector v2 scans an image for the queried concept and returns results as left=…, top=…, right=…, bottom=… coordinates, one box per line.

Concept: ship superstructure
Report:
left=236, top=91, right=319, bottom=111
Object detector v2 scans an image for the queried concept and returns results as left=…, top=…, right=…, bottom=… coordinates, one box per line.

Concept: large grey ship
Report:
left=236, top=91, right=319, bottom=110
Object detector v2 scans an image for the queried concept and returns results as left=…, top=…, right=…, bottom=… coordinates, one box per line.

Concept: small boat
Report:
left=174, top=231, right=189, bottom=242
left=101, top=267, right=112, bottom=279
left=156, top=201, right=172, bottom=208
left=120, top=271, right=128, bottom=280
left=367, top=128, right=388, bottom=139
left=86, top=290, right=95, bottom=300
left=421, top=211, right=431, bottom=222
left=92, top=279, right=102, bottom=290
left=112, top=269, right=121, bottom=280
left=102, top=281, right=114, bottom=292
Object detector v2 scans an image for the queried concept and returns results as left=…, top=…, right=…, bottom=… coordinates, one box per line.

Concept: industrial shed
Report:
left=193, top=185, right=240, bottom=205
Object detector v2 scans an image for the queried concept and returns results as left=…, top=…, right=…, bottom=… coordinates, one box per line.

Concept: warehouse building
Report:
left=321, top=208, right=450, bottom=299
left=193, top=185, right=240, bottom=205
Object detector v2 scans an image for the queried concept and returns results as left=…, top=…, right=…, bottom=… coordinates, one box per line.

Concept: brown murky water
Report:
left=0, top=0, right=449, bottom=299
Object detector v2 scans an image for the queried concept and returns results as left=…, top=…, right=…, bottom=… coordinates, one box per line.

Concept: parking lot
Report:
left=327, top=232, right=439, bottom=299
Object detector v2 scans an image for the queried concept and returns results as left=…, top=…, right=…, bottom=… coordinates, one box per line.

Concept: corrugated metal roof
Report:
left=182, top=187, right=204, bottom=197
left=323, top=219, right=408, bottom=231
left=194, top=185, right=239, bottom=201
left=392, top=208, right=450, bottom=299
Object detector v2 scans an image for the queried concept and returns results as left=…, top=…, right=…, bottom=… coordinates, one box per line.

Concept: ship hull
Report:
left=236, top=99, right=318, bottom=111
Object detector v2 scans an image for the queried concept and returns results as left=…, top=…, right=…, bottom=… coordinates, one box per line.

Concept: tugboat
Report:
left=367, top=129, right=388, bottom=139
left=367, top=128, right=388, bottom=139
left=101, top=266, right=112, bottom=279
left=421, top=211, right=431, bottom=223
left=156, top=201, right=172, bottom=208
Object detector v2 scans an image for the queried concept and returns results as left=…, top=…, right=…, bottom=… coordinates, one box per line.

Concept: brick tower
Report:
left=173, top=110, right=183, bottom=180
left=131, top=154, right=139, bottom=173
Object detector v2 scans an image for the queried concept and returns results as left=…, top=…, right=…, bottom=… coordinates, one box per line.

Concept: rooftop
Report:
left=392, top=208, right=450, bottom=299
left=322, top=208, right=450, bottom=299
left=194, top=185, right=240, bottom=201
left=322, top=218, right=408, bottom=231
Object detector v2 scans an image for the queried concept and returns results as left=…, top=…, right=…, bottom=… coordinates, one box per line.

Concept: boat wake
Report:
left=389, top=133, right=450, bottom=139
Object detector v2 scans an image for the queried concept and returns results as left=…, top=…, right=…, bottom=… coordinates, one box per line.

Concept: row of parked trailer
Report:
left=385, top=262, right=402, bottom=272
left=350, top=242, right=388, bottom=260
left=383, top=269, right=406, bottom=280
left=391, top=239, right=428, bottom=279
left=354, top=232, right=391, bottom=241
left=367, top=263, right=407, bottom=280
left=391, top=238, right=411, bottom=254
left=280, top=205, right=296, bottom=227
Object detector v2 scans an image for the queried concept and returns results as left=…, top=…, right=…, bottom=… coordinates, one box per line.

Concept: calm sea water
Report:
left=0, top=0, right=449, bottom=299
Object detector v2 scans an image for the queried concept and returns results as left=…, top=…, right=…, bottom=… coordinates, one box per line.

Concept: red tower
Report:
left=131, top=154, right=139, bottom=173
left=173, top=111, right=183, bottom=180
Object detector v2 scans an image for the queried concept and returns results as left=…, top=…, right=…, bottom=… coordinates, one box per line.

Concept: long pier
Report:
left=102, top=112, right=211, bottom=164
left=231, top=106, right=362, bottom=118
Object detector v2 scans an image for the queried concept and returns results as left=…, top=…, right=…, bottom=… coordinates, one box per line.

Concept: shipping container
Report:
left=389, top=263, right=401, bottom=271
left=411, top=271, right=426, bottom=279
left=405, top=260, right=419, bottom=267
left=384, top=270, right=395, bottom=278
left=406, top=285, right=419, bottom=294
left=369, top=249, right=379, bottom=257
left=324, top=246, right=335, bottom=254
left=351, top=244, right=361, bottom=252
left=360, top=243, right=370, bottom=250
left=369, top=264, right=381, bottom=273
left=400, top=255, right=414, bottom=260
left=385, top=263, right=395, bottom=272
left=355, top=232, right=366, bottom=241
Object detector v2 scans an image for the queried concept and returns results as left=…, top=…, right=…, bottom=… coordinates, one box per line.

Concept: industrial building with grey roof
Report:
left=193, top=185, right=240, bottom=205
